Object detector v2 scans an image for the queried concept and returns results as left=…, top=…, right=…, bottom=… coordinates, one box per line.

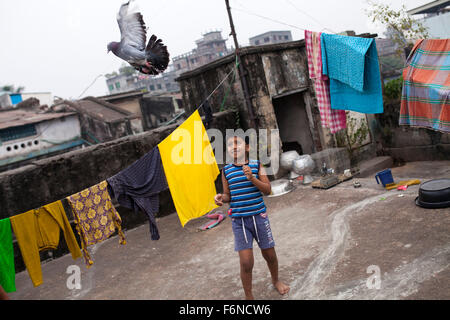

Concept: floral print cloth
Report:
left=67, top=180, right=126, bottom=267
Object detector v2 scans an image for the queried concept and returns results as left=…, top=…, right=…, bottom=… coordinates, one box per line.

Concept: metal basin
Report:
left=415, top=178, right=450, bottom=209
left=268, top=179, right=294, bottom=197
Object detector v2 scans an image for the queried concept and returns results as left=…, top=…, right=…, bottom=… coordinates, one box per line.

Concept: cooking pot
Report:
left=268, top=179, right=294, bottom=197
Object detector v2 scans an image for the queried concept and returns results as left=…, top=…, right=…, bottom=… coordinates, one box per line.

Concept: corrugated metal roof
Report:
left=0, top=110, right=77, bottom=130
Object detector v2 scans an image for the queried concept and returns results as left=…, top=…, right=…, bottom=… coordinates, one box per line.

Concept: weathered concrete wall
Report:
left=0, top=110, right=235, bottom=219
left=0, top=110, right=237, bottom=272
left=374, top=100, right=450, bottom=161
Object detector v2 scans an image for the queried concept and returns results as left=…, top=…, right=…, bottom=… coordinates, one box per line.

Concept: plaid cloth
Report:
left=67, top=181, right=126, bottom=267
left=305, top=30, right=346, bottom=133
left=399, top=39, right=450, bottom=132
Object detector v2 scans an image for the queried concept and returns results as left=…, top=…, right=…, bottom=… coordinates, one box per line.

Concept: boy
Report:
left=214, top=135, right=289, bottom=300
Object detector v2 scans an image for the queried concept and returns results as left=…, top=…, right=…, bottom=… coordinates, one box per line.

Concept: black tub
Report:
left=415, top=178, right=450, bottom=209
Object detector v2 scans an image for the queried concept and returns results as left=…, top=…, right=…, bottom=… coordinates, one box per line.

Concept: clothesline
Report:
left=231, top=3, right=407, bottom=74
left=196, top=56, right=240, bottom=113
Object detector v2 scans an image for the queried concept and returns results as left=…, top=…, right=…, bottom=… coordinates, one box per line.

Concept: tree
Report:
left=336, top=114, right=370, bottom=167
left=366, top=1, right=429, bottom=56
left=1, top=84, right=25, bottom=93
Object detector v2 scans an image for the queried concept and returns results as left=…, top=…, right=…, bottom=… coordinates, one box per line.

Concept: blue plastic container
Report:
left=375, top=169, right=394, bottom=187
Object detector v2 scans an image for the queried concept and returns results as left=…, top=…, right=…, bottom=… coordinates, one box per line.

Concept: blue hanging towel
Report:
left=321, top=33, right=383, bottom=114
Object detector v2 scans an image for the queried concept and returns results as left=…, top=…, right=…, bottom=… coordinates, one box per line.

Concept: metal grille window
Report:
left=0, top=124, right=37, bottom=142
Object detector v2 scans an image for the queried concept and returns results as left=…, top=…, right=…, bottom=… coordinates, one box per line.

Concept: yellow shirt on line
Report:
left=10, top=201, right=82, bottom=287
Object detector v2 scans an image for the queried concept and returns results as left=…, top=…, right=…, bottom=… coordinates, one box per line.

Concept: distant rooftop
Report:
left=63, top=96, right=138, bottom=123
left=249, top=30, right=292, bottom=40
left=96, top=90, right=145, bottom=101
left=407, top=0, right=450, bottom=15
left=0, top=109, right=76, bottom=130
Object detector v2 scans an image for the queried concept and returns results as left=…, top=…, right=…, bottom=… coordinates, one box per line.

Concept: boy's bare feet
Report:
left=274, top=280, right=290, bottom=295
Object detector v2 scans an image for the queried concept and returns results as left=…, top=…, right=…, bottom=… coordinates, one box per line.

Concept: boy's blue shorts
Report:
left=231, top=213, right=275, bottom=252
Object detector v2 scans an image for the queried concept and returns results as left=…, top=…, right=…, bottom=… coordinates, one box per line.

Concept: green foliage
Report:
left=105, top=71, right=118, bottom=79
left=366, top=1, right=429, bottom=56
left=119, top=65, right=137, bottom=76
left=1, top=84, right=25, bottom=93
left=379, top=54, right=405, bottom=71
left=384, top=76, right=403, bottom=100
left=336, top=114, right=370, bottom=166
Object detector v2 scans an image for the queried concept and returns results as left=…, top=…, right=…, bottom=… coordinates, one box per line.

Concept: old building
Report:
left=177, top=40, right=328, bottom=156
left=0, top=91, right=53, bottom=109
left=58, top=96, right=141, bottom=144
left=249, top=31, right=293, bottom=46
left=105, top=68, right=180, bottom=96
left=139, top=94, right=185, bottom=130
left=96, top=90, right=184, bottom=132
left=172, top=31, right=231, bottom=73
left=0, top=108, right=82, bottom=171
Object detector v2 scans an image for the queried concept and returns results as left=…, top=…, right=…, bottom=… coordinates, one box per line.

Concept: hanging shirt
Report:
left=399, top=39, right=450, bottom=132
left=9, top=201, right=82, bottom=287
left=0, top=218, right=15, bottom=293
left=107, top=147, right=168, bottom=240
left=158, top=110, right=220, bottom=227
left=305, top=30, right=347, bottom=133
left=321, top=33, right=383, bottom=114
left=223, top=159, right=266, bottom=218
left=67, top=181, right=126, bottom=267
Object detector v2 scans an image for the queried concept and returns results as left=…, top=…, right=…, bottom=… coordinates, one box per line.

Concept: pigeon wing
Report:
left=117, top=1, right=147, bottom=51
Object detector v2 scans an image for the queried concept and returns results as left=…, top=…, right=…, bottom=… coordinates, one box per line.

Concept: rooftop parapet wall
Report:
left=0, top=110, right=236, bottom=220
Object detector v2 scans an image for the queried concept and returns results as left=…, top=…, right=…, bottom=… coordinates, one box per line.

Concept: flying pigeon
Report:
left=107, top=1, right=170, bottom=75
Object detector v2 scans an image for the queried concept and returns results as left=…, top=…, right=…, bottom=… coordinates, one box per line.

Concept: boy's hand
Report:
left=214, top=193, right=223, bottom=206
left=243, top=165, right=254, bottom=181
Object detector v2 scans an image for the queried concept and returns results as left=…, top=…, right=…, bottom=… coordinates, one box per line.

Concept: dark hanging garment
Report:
left=202, top=100, right=213, bottom=129
left=107, top=147, right=169, bottom=240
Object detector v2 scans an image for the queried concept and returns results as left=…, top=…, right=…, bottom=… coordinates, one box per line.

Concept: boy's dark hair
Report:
left=227, top=135, right=250, bottom=145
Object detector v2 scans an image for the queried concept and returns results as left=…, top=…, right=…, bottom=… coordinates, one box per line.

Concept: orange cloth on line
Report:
left=9, top=201, right=82, bottom=287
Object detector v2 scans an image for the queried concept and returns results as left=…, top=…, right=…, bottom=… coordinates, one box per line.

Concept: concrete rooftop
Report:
left=8, top=161, right=450, bottom=300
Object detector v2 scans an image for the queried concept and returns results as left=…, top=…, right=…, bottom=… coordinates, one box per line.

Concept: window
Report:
left=255, top=40, right=260, bottom=45
left=157, top=84, right=162, bottom=90
left=279, top=36, right=283, bottom=40
left=264, top=37, right=270, bottom=43
left=284, top=35, right=289, bottom=40
left=0, top=124, right=37, bottom=142
left=108, top=84, right=114, bottom=91
left=177, top=64, right=181, bottom=70
left=149, top=85, right=155, bottom=91
left=115, top=82, right=121, bottom=89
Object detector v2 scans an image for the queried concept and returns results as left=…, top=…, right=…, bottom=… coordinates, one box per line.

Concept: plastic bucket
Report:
left=375, top=169, right=394, bottom=187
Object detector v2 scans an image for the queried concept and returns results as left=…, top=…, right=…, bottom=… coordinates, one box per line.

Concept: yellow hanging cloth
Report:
left=10, top=201, right=82, bottom=287
left=158, top=110, right=219, bottom=227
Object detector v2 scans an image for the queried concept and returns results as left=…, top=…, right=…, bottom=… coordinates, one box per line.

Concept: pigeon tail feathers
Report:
left=145, top=34, right=170, bottom=75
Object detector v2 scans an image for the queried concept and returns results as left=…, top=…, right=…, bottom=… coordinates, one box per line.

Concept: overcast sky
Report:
left=0, top=0, right=429, bottom=100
